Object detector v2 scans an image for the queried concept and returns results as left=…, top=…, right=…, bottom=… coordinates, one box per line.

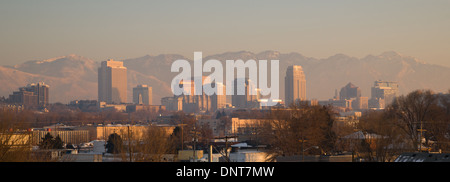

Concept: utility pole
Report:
left=299, top=135, right=307, bottom=162
left=417, top=121, right=427, bottom=152
left=178, top=123, right=187, bottom=151
left=209, top=145, right=213, bottom=162
left=190, top=124, right=200, bottom=162
left=193, top=125, right=196, bottom=162
left=212, top=135, right=237, bottom=162
left=223, top=135, right=237, bottom=162
left=128, top=125, right=132, bottom=162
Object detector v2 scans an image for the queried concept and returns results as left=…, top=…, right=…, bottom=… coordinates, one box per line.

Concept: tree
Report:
left=387, top=90, right=438, bottom=151
left=105, top=133, right=123, bottom=154
left=169, top=126, right=183, bottom=151
left=133, top=126, right=176, bottom=162
left=39, top=133, right=55, bottom=150
left=198, top=122, right=213, bottom=145
left=260, top=101, right=337, bottom=161
left=38, top=133, right=64, bottom=150
left=424, top=92, right=450, bottom=152
left=357, top=110, right=408, bottom=162
left=0, top=108, right=36, bottom=162
left=358, top=89, right=450, bottom=157
left=53, top=135, right=64, bottom=149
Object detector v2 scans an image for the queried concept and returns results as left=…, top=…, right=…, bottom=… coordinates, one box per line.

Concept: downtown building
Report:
left=284, top=65, right=306, bottom=107
left=133, top=84, right=152, bottom=105
left=178, top=77, right=212, bottom=113
left=369, top=80, right=399, bottom=109
left=339, top=82, right=361, bottom=100
left=8, top=82, right=49, bottom=109
left=339, top=82, right=368, bottom=110
left=318, top=82, right=368, bottom=111
left=98, top=59, right=127, bottom=104
left=231, top=78, right=260, bottom=109
left=162, top=77, right=227, bottom=113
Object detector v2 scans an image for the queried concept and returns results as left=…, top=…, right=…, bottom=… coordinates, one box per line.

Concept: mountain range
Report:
left=1, top=51, right=449, bottom=104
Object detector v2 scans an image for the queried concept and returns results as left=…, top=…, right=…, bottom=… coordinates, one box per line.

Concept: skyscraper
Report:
left=369, top=80, right=399, bottom=109
left=210, top=82, right=227, bottom=112
left=231, top=78, right=259, bottom=109
left=178, top=77, right=212, bottom=113
left=9, top=82, right=49, bottom=108
left=133, top=85, right=152, bottom=105
left=98, top=59, right=127, bottom=104
left=339, top=82, right=361, bottom=100
left=9, top=89, right=37, bottom=108
left=352, top=96, right=369, bottom=110
left=285, top=65, right=306, bottom=106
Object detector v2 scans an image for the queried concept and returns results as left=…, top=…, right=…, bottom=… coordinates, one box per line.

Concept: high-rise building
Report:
left=133, top=85, right=152, bottom=105
left=27, top=82, right=49, bottom=107
left=231, top=78, right=260, bottom=109
left=164, top=77, right=227, bottom=113
left=369, top=80, right=399, bottom=109
left=98, top=59, right=127, bottom=104
left=210, top=82, right=227, bottom=112
left=9, top=89, right=37, bottom=108
left=178, top=77, right=211, bottom=113
left=339, top=82, right=361, bottom=100
left=352, top=96, right=369, bottom=110
left=161, top=96, right=183, bottom=111
left=9, top=82, right=49, bottom=108
left=285, top=65, right=306, bottom=106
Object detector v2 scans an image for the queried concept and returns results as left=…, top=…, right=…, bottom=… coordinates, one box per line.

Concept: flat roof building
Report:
left=285, top=65, right=306, bottom=107
left=98, top=59, right=127, bottom=104
left=133, top=84, right=152, bottom=105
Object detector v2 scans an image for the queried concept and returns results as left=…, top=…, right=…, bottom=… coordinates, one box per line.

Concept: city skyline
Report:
left=2, top=50, right=450, bottom=105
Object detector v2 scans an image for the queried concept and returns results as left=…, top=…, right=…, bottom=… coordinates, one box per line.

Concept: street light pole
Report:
left=128, top=125, right=132, bottom=162
left=299, top=135, right=306, bottom=162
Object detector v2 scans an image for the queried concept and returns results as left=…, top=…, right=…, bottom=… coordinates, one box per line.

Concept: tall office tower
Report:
left=210, top=82, right=227, bottom=112
left=177, top=77, right=214, bottom=113
left=231, top=78, right=260, bottom=109
left=161, top=96, right=183, bottom=111
left=352, top=96, right=369, bottom=110
left=98, top=59, right=127, bottom=104
left=285, top=65, right=306, bottom=106
left=339, top=82, right=361, bottom=100
left=19, top=82, right=49, bottom=107
left=369, top=80, right=399, bottom=108
left=133, top=85, right=152, bottom=105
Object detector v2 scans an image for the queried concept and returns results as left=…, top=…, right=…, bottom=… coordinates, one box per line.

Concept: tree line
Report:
left=254, top=89, right=450, bottom=162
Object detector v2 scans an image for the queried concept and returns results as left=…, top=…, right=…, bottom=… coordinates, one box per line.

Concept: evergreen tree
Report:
left=105, top=133, right=123, bottom=154
left=38, top=133, right=65, bottom=149
left=215, top=111, right=222, bottom=119
left=53, top=135, right=64, bottom=149
left=39, top=132, right=55, bottom=149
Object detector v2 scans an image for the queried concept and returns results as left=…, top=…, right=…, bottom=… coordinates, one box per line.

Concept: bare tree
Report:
left=0, top=108, right=38, bottom=161
left=133, top=125, right=176, bottom=162
left=426, top=92, right=450, bottom=152
left=357, top=110, right=409, bottom=162
left=387, top=90, right=438, bottom=151
left=259, top=101, right=337, bottom=161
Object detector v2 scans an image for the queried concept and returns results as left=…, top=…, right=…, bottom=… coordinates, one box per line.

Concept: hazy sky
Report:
left=1, top=0, right=450, bottom=67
